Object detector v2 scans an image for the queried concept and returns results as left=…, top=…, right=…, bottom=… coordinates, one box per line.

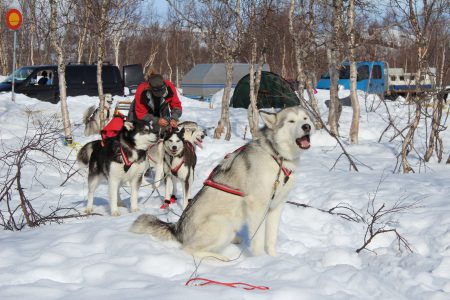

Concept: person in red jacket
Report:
left=127, top=72, right=182, bottom=132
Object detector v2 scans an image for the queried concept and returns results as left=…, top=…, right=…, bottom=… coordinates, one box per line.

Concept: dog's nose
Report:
left=172, top=146, right=177, bottom=151
left=302, top=124, right=311, bottom=133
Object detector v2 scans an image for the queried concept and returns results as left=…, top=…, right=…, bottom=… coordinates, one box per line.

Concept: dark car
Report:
left=0, top=63, right=125, bottom=103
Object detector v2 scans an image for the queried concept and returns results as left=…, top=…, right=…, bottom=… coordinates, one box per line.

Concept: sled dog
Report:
left=77, top=121, right=158, bottom=216
left=83, top=94, right=114, bottom=136
left=178, top=121, right=206, bottom=149
left=131, top=106, right=314, bottom=260
left=145, top=121, right=205, bottom=190
left=160, top=128, right=197, bottom=209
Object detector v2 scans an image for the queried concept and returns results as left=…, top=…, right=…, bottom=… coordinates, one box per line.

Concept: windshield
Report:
left=3, top=67, right=35, bottom=83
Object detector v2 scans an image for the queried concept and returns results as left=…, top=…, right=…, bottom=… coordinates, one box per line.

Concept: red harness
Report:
left=171, top=159, right=185, bottom=176
left=203, top=146, right=292, bottom=197
left=119, top=145, right=133, bottom=172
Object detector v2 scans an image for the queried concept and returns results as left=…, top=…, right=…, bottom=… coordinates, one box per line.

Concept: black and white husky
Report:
left=131, top=106, right=314, bottom=260
left=144, top=121, right=205, bottom=192
left=82, top=94, right=114, bottom=136
left=77, top=121, right=158, bottom=216
left=160, top=128, right=197, bottom=209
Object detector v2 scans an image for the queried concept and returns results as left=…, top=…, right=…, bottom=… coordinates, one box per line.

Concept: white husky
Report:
left=131, top=107, right=313, bottom=260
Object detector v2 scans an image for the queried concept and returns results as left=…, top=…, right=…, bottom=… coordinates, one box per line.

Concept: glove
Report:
left=170, top=119, right=178, bottom=128
left=158, top=118, right=169, bottom=127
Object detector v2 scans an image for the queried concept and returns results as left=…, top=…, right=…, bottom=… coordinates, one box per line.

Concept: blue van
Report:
left=316, top=62, right=386, bottom=94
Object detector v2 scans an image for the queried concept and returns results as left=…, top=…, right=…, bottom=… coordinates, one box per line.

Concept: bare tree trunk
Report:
left=424, top=46, right=445, bottom=162
left=348, top=0, right=359, bottom=144
left=49, top=0, right=72, bottom=144
left=328, top=48, right=340, bottom=136
left=29, top=1, right=37, bottom=65
left=165, top=38, right=173, bottom=82
left=281, top=36, right=287, bottom=79
left=328, top=0, right=343, bottom=136
left=214, top=59, right=232, bottom=140
left=113, top=32, right=123, bottom=68
left=288, top=0, right=306, bottom=103
left=96, top=2, right=107, bottom=129
left=77, top=16, right=89, bottom=63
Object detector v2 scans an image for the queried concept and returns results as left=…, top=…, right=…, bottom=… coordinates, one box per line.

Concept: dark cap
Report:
left=148, top=74, right=167, bottom=97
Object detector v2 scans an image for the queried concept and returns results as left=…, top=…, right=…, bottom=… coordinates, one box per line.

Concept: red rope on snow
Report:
left=185, top=277, right=269, bottom=291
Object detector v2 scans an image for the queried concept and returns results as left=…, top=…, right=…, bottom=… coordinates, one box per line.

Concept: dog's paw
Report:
left=131, top=207, right=140, bottom=213
left=85, top=207, right=93, bottom=215
left=111, top=210, right=121, bottom=217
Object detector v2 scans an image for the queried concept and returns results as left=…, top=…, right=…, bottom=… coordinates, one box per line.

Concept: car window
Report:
left=66, top=67, right=84, bottom=84
left=372, top=65, right=382, bottom=79
left=3, top=67, right=35, bottom=83
left=32, top=69, right=54, bottom=86
left=339, top=66, right=350, bottom=79
left=102, top=67, right=117, bottom=84
left=357, top=65, right=369, bottom=81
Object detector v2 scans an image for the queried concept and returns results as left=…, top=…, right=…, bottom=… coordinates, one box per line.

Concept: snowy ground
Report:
left=0, top=86, right=449, bottom=300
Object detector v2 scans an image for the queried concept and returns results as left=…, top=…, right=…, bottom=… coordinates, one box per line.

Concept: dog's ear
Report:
left=177, top=127, right=185, bottom=139
left=259, top=110, right=277, bottom=128
left=124, top=121, right=134, bottom=131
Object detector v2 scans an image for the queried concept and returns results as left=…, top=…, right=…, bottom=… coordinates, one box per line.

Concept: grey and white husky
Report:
left=77, top=121, right=158, bottom=216
left=131, top=106, right=314, bottom=260
left=82, top=94, right=113, bottom=136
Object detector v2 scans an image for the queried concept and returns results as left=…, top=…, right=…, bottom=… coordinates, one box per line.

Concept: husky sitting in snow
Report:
left=83, top=94, right=114, bottom=136
left=77, top=121, right=158, bottom=216
left=131, top=106, right=314, bottom=260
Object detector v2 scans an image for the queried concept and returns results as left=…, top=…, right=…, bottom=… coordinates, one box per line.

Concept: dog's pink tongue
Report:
left=296, top=136, right=311, bottom=149
left=196, top=140, right=203, bottom=149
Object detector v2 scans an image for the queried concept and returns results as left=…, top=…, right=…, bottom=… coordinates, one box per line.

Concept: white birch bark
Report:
left=49, top=0, right=72, bottom=143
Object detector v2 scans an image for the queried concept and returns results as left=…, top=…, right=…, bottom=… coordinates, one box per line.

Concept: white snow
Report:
left=0, top=87, right=449, bottom=300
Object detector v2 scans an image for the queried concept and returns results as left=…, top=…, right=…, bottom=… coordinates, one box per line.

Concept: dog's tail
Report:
left=130, top=214, right=178, bottom=242
left=76, top=141, right=96, bottom=167
left=82, top=105, right=97, bottom=125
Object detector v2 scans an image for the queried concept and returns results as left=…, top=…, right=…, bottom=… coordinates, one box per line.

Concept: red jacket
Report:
left=130, top=80, right=182, bottom=123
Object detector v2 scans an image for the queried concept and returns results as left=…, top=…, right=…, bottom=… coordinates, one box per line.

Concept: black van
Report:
left=0, top=63, right=124, bottom=103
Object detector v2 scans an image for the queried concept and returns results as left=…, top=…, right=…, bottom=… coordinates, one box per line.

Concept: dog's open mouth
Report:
left=194, top=137, right=203, bottom=149
left=296, top=135, right=311, bottom=150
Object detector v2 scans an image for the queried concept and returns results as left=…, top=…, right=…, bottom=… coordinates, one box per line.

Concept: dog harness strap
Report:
left=203, top=179, right=245, bottom=197
left=171, top=160, right=185, bottom=176
left=271, top=155, right=292, bottom=179
left=119, top=145, right=133, bottom=171
left=203, top=166, right=245, bottom=197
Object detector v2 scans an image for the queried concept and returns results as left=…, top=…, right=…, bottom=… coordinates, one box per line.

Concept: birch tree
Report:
left=246, top=0, right=272, bottom=135
left=391, top=0, right=446, bottom=172
left=168, top=0, right=243, bottom=140
left=347, top=0, right=360, bottom=144
left=49, top=0, right=73, bottom=144
left=288, top=0, right=321, bottom=127
left=327, top=0, right=343, bottom=137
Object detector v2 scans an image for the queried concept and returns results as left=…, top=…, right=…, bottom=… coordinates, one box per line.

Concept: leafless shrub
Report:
left=0, top=112, right=90, bottom=231
left=288, top=174, right=420, bottom=254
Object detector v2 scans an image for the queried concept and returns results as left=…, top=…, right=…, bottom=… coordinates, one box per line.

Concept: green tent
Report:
left=230, top=71, right=300, bottom=108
